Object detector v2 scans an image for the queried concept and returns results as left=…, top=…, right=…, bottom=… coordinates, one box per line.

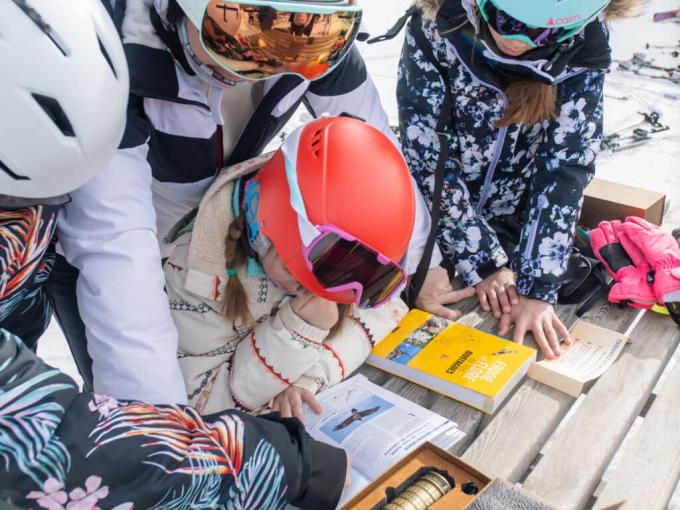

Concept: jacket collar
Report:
left=432, top=0, right=611, bottom=87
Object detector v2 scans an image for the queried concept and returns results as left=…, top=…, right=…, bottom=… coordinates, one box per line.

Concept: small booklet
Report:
left=527, top=319, right=630, bottom=397
left=367, top=310, right=537, bottom=414
left=303, top=374, right=465, bottom=507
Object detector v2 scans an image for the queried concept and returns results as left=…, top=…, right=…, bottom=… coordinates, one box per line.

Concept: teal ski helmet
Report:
left=477, top=0, right=610, bottom=47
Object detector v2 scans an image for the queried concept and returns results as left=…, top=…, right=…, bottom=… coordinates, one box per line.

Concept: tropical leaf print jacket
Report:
left=0, top=204, right=58, bottom=348
left=0, top=329, right=347, bottom=509
left=398, top=0, right=618, bottom=305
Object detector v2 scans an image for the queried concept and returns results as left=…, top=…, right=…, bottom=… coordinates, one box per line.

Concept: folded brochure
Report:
left=527, top=319, right=629, bottom=397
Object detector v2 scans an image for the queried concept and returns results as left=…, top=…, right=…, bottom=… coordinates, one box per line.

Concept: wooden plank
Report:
left=475, top=302, right=580, bottom=432
left=595, top=346, right=680, bottom=510
left=522, top=312, right=680, bottom=509
left=461, top=300, right=636, bottom=482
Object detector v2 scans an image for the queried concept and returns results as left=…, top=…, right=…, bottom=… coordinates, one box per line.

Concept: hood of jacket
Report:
left=180, top=152, right=274, bottom=279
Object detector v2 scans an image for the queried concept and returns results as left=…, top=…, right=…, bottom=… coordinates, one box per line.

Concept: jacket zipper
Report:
left=523, top=193, right=548, bottom=259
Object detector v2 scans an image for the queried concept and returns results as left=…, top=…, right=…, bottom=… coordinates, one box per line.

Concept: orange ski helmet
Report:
left=248, top=116, right=415, bottom=306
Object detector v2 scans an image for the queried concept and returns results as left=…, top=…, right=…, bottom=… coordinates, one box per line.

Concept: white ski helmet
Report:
left=0, top=0, right=129, bottom=198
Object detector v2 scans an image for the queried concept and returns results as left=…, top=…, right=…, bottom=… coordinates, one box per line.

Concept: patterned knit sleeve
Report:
left=229, top=299, right=330, bottom=411
left=295, top=298, right=409, bottom=393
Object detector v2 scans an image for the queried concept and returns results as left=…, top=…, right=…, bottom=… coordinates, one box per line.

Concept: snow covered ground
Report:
left=36, top=0, right=680, bottom=505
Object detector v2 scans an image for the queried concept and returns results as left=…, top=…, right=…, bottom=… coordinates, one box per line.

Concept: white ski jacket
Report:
left=56, top=0, right=439, bottom=404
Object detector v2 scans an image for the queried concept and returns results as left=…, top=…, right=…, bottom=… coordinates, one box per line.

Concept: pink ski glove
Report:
left=619, top=217, right=680, bottom=305
left=590, top=220, right=655, bottom=307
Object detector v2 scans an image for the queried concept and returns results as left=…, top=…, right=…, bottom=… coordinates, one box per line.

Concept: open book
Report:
left=303, top=374, right=465, bottom=507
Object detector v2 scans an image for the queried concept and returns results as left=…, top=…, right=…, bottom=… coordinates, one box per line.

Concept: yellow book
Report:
left=368, top=309, right=537, bottom=414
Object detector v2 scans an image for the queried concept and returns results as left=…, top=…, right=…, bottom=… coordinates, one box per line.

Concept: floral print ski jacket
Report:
left=398, top=2, right=607, bottom=304
left=0, top=329, right=346, bottom=509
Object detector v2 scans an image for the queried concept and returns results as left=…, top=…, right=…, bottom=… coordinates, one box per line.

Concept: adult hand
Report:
left=475, top=267, right=519, bottom=319
left=498, top=296, right=572, bottom=359
left=271, top=385, right=322, bottom=423
left=415, top=266, right=476, bottom=320
left=291, top=293, right=339, bottom=330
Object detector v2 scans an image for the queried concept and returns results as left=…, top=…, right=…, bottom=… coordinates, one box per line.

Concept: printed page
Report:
left=338, top=467, right=371, bottom=508
left=303, top=374, right=463, bottom=481
left=531, top=320, right=629, bottom=384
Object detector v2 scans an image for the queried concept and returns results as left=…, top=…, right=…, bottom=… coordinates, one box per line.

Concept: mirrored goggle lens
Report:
left=308, top=232, right=406, bottom=308
left=201, top=0, right=362, bottom=80
left=481, top=1, right=566, bottom=47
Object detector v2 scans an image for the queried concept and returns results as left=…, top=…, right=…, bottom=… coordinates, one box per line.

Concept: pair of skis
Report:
left=615, top=49, right=680, bottom=84
left=601, top=112, right=670, bottom=153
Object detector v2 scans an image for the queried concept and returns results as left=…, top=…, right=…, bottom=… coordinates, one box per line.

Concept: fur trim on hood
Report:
left=415, top=0, right=645, bottom=21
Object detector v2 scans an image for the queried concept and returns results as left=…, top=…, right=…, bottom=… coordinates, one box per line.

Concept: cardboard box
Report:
left=579, top=178, right=665, bottom=228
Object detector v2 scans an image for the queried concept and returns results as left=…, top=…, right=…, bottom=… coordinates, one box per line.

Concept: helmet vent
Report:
left=32, top=94, right=75, bottom=137
left=311, top=129, right=322, bottom=157
left=0, top=159, right=30, bottom=181
left=13, top=0, right=69, bottom=57
left=97, top=34, right=118, bottom=79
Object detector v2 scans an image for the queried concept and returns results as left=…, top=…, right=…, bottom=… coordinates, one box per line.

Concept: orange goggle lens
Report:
left=201, top=1, right=362, bottom=80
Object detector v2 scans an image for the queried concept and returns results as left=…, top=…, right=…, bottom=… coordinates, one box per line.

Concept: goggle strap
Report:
left=281, top=129, right=321, bottom=246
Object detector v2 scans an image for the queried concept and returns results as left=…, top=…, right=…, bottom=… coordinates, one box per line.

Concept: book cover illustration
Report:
left=369, top=310, right=537, bottom=413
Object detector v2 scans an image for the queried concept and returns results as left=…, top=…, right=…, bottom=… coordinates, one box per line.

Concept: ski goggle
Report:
left=302, top=224, right=408, bottom=308
left=280, top=150, right=406, bottom=308
left=194, top=0, right=362, bottom=80
left=478, top=0, right=592, bottom=48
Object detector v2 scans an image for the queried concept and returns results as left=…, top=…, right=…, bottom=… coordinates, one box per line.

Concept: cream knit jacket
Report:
left=164, top=155, right=408, bottom=415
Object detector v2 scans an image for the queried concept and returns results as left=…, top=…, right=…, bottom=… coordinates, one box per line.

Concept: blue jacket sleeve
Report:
left=510, top=70, right=603, bottom=304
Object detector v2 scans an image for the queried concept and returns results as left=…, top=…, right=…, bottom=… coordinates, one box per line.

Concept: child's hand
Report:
left=475, top=267, right=519, bottom=319
left=498, top=296, right=572, bottom=359
left=271, top=385, right=322, bottom=423
left=291, top=293, right=339, bottom=330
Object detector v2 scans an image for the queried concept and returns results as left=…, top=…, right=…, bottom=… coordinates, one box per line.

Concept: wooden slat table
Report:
left=358, top=297, right=680, bottom=509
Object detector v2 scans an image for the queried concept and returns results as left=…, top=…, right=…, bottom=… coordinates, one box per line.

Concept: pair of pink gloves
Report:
left=590, top=217, right=680, bottom=309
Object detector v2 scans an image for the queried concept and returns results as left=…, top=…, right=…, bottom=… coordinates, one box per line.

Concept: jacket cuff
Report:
left=255, top=412, right=347, bottom=509
left=279, top=301, right=330, bottom=344
left=293, top=434, right=348, bottom=509
left=455, top=247, right=509, bottom=287
left=515, top=274, right=560, bottom=306
left=293, top=375, right=321, bottom=394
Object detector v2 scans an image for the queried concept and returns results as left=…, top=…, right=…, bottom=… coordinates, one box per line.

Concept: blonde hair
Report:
left=223, top=214, right=254, bottom=325
left=223, top=213, right=350, bottom=336
left=496, top=81, right=557, bottom=127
